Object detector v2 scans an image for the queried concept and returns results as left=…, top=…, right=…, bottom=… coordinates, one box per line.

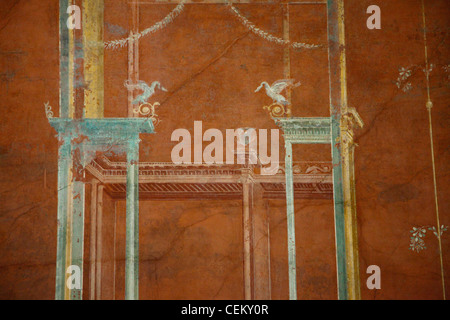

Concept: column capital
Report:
left=239, top=169, right=255, bottom=184
left=340, top=107, right=364, bottom=148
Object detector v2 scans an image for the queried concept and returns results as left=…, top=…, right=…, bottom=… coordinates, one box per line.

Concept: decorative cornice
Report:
left=48, top=118, right=155, bottom=170
left=48, top=118, right=154, bottom=143
left=86, top=157, right=333, bottom=186
left=274, top=117, right=331, bottom=144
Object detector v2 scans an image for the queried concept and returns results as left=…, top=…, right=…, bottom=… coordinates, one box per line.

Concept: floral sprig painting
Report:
left=409, top=225, right=448, bottom=253
left=396, top=67, right=413, bottom=92
left=395, top=62, right=450, bottom=93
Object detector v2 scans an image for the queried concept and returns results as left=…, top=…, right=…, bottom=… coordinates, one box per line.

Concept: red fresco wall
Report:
left=0, top=0, right=448, bottom=299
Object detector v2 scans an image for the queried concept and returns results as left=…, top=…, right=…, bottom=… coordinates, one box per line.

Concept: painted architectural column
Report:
left=96, top=184, right=104, bottom=300
left=242, top=172, right=253, bottom=300
left=284, top=141, right=297, bottom=300
left=55, top=139, right=71, bottom=300
left=127, top=0, right=140, bottom=118
left=327, top=0, right=363, bottom=300
left=54, top=137, right=86, bottom=300
left=59, top=0, right=72, bottom=119
left=56, top=1, right=74, bottom=299
left=125, top=137, right=140, bottom=300
left=56, top=0, right=105, bottom=300
left=341, top=110, right=363, bottom=300
left=251, top=183, right=271, bottom=300
left=50, top=119, right=154, bottom=300
left=83, top=0, right=104, bottom=118
left=89, top=179, right=98, bottom=300
left=70, top=179, right=86, bottom=300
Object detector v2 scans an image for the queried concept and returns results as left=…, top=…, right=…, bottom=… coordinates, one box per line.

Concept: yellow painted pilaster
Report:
left=340, top=110, right=363, bottom=300
left=336, top=0, right=362, bottom=300
left=83, top=0, right=104, bottom=118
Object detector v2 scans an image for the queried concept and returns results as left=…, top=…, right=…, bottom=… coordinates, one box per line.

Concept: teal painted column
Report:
left=126, top=138, right=140, bottom=300
left=70, top=180, right=85, bottom=300
left=55, top=140, right=71, bottom=300
left=327, top=0, right=348, bottom=300
left=284, top=141, right=297, bottom=300
left=49, top=119, right=154, bottom=300
left=55, top=142, right=85, bottom=300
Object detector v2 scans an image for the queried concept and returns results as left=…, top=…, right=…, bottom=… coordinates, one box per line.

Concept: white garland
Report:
left=105, top=1, right=186, bottom=50
left=104, top=1, right=320, bottom=51
left=227, top=3, right=321, bottom=50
